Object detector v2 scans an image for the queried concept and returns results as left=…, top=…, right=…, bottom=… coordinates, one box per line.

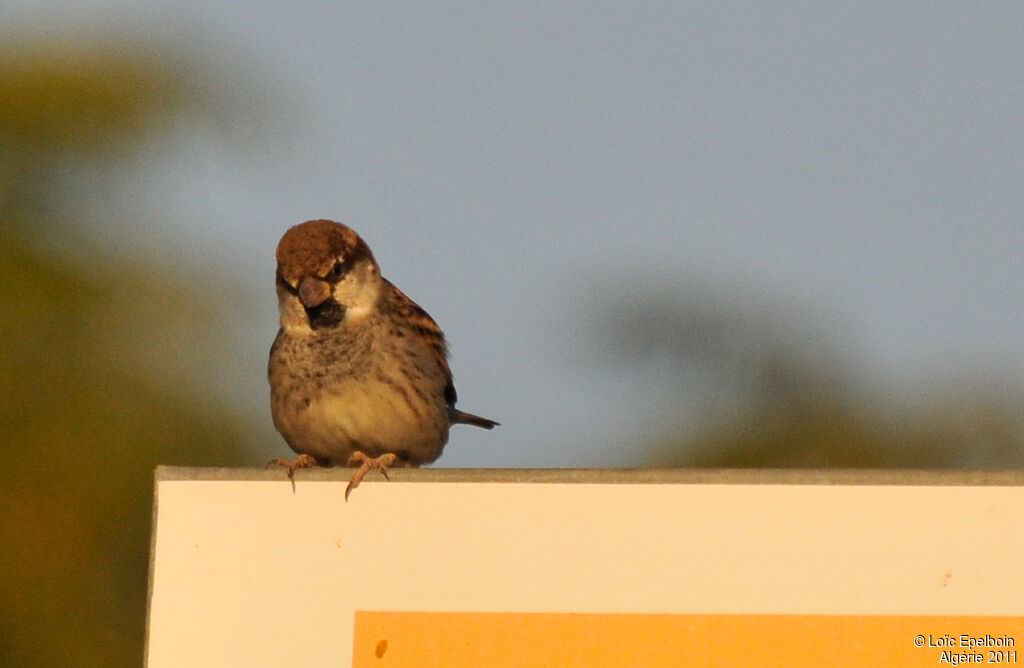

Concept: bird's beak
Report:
left=298, top=277, right=331, bottom=308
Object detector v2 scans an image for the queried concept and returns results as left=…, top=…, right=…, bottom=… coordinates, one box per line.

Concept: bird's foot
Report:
left=267, top=454, right=320, bottom=492
left=345, top=451, right=402, bottom=501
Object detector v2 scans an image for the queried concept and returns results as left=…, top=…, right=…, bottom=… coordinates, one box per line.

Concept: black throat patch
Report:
left=307, top=298, right=346, bottom=330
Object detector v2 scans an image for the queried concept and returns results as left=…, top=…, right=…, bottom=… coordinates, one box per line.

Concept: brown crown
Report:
left=275, top=219, right=375, bottom=285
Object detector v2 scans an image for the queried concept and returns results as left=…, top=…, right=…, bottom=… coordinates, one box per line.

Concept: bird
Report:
left=267, top=219, right=498, bottom=499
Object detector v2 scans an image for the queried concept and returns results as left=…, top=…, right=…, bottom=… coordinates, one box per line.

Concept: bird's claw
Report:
left=267, top=454, right=320, bottom=492
left=345, top=452, right=400, bottom=501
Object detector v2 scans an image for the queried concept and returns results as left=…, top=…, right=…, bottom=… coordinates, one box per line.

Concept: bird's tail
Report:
left=448, top=408, right=500, bottom=429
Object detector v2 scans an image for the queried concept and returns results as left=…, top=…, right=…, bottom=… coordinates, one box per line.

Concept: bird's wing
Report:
left=382, top=279, right=458, bottom=405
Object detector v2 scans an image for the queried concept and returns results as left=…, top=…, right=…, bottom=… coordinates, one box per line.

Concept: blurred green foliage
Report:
left=601, top=288, right=1024, bottom=469
left=0, top=45, right=191, bottom=154
left=1, top=42, right=248, bottom=666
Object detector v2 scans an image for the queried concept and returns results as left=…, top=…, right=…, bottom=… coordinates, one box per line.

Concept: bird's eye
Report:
left=277, top=272, right=298, bottom=295
left=326, top=259, right=348, bottom=282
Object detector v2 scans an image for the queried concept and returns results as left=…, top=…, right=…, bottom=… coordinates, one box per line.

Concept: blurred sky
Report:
left=5, top=2, right=1023, bottom=467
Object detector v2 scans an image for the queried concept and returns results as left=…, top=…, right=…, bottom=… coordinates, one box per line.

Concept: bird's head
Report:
left=275, top=219, right=382, bottom=332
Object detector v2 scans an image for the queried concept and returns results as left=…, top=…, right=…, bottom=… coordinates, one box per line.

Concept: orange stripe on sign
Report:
left=353, top=611, right=1022, bottom=667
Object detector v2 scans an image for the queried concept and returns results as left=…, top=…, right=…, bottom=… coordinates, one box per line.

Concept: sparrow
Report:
left=268, top=219, right=498, bottom=498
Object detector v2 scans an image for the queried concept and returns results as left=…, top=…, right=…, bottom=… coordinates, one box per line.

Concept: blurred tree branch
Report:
left=594, top=283, right=1024, bottom=469
left=1, top=41, right=251, bottom=667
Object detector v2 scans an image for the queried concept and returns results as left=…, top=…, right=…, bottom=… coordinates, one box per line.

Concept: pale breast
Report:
left=269, top=324, right=450, bottom=465
left=298, top=379, right=449, bottom=464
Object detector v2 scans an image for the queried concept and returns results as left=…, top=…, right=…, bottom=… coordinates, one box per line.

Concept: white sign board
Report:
left=147, top=468, right=1024, bottom=666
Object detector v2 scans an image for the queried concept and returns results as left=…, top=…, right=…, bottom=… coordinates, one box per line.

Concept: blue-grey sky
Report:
left=6, top=2, right=1024, bottom=466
